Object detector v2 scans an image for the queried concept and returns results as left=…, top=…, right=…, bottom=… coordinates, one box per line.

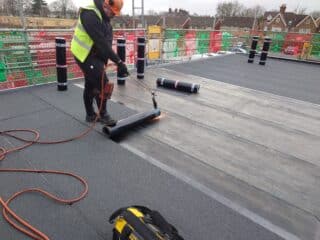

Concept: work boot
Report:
left=86, top=113, right=98, bottom=123
left=99, top=113, right=117, bottom=126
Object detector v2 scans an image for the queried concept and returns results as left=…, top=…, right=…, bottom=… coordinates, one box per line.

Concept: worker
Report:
left=71, top=0, right=128, bottom=126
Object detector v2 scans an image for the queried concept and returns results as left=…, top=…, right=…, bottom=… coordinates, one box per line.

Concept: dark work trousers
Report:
left=75, top=55, right=109, bottom=117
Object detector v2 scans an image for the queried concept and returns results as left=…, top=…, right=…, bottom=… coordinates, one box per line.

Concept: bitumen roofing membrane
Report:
left=1, top=54, right=319, bottom=240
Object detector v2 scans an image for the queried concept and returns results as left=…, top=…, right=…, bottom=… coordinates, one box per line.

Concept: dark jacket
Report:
left=80, top=0, right=120, bottom=64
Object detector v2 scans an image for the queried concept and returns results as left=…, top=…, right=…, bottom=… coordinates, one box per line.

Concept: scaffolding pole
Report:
left=132, top=0, right=145, bottom=28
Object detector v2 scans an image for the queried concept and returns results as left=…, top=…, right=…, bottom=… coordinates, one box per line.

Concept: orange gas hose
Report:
left=0, top=67, right=107, bottom=239
left=0, top=169, right=88, bottom=240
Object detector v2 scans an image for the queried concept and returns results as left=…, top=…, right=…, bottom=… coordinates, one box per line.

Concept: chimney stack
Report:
left=280, top=4, right=286, bottom=14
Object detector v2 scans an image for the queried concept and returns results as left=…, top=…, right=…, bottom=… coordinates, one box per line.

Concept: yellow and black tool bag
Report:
left=109, top=206, right=184, bottom=240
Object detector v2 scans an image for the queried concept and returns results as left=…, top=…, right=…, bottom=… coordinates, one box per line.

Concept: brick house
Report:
left=264, top=4, right=318, bottom=33
left=316, top=17, right=320, bottom=32
left=293, top=15, right=318, bottom=33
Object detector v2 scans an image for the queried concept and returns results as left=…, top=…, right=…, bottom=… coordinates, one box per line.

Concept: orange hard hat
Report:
left=106, top=0, right=123, bottom=16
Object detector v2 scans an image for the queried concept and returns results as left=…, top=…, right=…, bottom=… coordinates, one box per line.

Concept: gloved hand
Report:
left=117, top=60, right=129, bottom=77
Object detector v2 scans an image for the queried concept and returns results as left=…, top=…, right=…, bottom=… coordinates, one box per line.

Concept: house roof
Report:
left=188, top=16, right=215, bottom=29
left=220, top=17, right=255, bottom=28
left=157, top=16, right=190, bottom=28
left=264, top=11, right=279, bottom=21
left=144, top=15, right=161, bottom=26
left=285, top=13, right=307, bottom=27
left=264, top=11, right=314, bottom=28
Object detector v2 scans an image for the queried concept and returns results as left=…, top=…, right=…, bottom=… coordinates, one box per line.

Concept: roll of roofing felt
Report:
left=156, top=78, right=200, bottom=93
left=103, top=108, right=161, bottom=139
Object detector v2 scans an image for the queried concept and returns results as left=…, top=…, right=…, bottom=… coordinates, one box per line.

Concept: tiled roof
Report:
left=264, top=11, right=311, bottom=28
left=264, top=11, right=279, bottom=20
left=284, top=13, right=307, bottom=27
left=189, top=16, right=215, bottom=29
left=157, top=16, right=190, bottom=28
left=144, top=15, right=161, bottom=25
left=221, top=17, right=255, bottom=28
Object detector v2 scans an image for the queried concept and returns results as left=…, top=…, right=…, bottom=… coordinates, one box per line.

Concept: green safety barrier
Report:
left=24, top=69, right=42, bottom=84
left=196, top=31, right=210, bottom=54
left=0, top=72, right=6, bottom=82
left=41, top=75, right=56, bottom=83
left=68, top=73, right=74, bottom=79
left=311, top=34, right=320, bottom=58
left=0, top=30, right=33, bottom=87
left=222, top=32, right=233, bottom=51
left=0, top=61, right=6, bottom=82
left=269, top=32, right=285, bottom=53
left=0, top=31, right=26, bottom=40
left=163, top=30, right=181, bottom=58
left=1, top=29, right=320, bottom=91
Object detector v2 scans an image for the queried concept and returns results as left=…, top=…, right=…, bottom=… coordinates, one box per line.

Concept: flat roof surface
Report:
left=1, top=54, right=319, bottom=240
left=166, top=54, right=320, bottom=104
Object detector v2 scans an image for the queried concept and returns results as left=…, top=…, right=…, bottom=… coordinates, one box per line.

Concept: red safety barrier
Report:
left=282, top=33, right=313, bottom=55
left=185, top=31, right=196, bottom=56
left=6, top=71, right=26, bottom=82
left=13, top=80, right=28, bottom=88
left=210, top=31, right=222, bottom=53
left=0, top=81, right=14, bottom=90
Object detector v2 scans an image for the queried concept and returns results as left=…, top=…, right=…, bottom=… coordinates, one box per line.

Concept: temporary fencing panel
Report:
left=196, top=31, right=210, bottom=54
left=283, top=33, right=313, bottom=55
left=185, top=30, right=196, bottom=56
left=0, top=29, right=145, bottom=91
left=221, top=32, right=233, bottom=51
left=269, top=32, right=285, bottom=53
left=147, top=25, right=162, bottom=60
left=311, top=34, right=320, bottom=59
left=210, top=31, right=222, bottom=52
left=163, top=30, right=180, bottom=59
left=1, top=28, right=319, bottom=91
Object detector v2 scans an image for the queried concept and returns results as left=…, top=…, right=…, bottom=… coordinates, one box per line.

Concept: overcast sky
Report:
left=48, top=0, right=320, bottom=16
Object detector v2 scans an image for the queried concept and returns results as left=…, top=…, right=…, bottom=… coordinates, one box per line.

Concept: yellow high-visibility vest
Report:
left=71, top=2, right=102, bottom=63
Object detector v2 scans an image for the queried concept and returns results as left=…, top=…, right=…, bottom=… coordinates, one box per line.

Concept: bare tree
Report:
left=147, top=10, right=158, bottom=15
left=23, top=0, right=34, bottom=15
left=0, top=0, right=39, bottom=16
left=310, top=11, right=320, bottom=19
left=216, top=0, right=244, bottom=17
left=0, top=0, right=4, bottom=14
left=3, top=0, right=19, bottom=15
left=241, top=5, right=265, bottom=18
left=294, top=7, right=307, bottom=15
left=49, top=0, right=76, bottom=18
left=31, top=0, right=48, bottom=16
